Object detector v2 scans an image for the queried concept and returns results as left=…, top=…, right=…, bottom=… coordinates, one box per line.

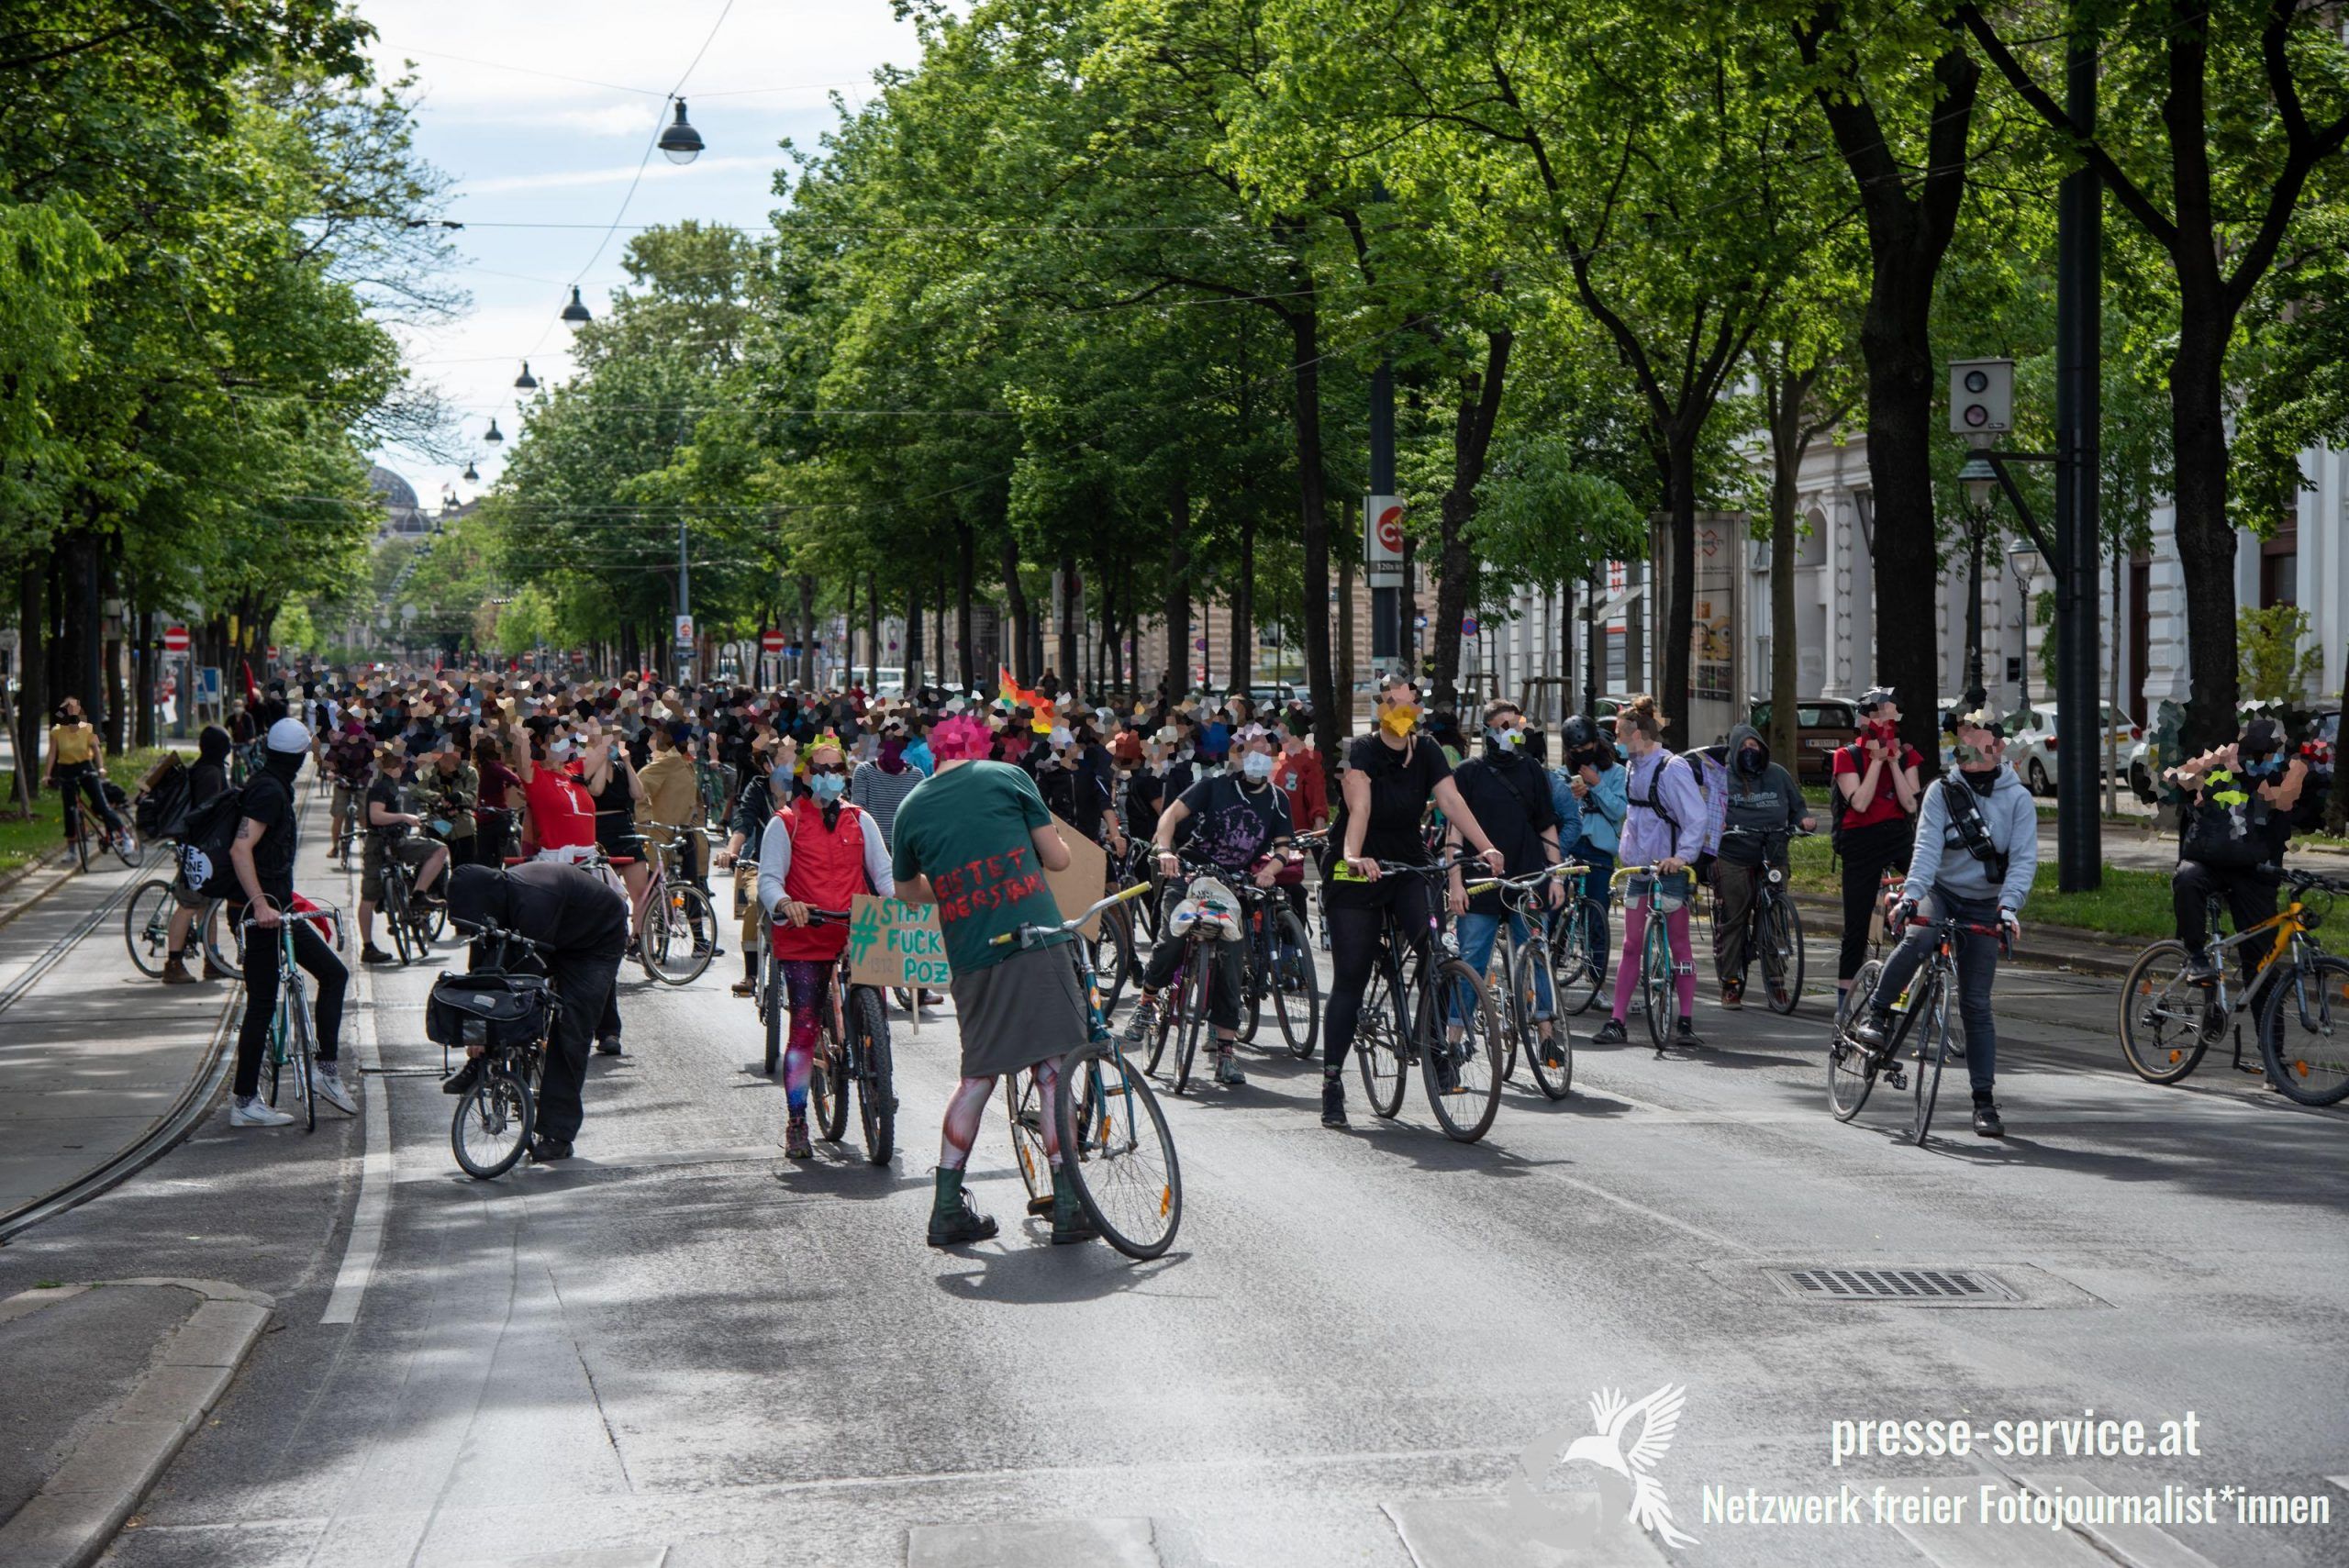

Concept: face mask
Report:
left=2244, top=755, right=2284, bottom=780
left=1965, top=767, right=1998, bottom=796
left=808, top=773, right=848, bottom=803
left=1381, top=704, right=1420, bottom=739
left=1241, top=751, right=1275, bottom=782
left=878, top=738, right=906, bottom=764
left=1487, top=727, right=1522, bottom=753
left=1737, top=748, right=1765, bottom=776
left=548, top=738, right=575, bottom=763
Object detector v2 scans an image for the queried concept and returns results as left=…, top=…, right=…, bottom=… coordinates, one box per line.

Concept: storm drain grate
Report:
left=1767, top=1266, right=2021, bottom=1305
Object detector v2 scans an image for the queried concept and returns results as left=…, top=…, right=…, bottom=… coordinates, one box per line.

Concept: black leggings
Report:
left=1322, top=876, right=1433, bottom=1073
left=234, top=913, right=348, bottom=1098
left=1836, top=817, right=1912, bottom=984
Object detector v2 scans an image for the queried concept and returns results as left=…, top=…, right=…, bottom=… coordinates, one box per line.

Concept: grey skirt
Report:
left=949, top=939, right=1090, bottom=1079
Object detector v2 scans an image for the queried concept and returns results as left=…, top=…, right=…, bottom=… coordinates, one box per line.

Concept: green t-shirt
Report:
left=890, top=760, right=1069, bottom=973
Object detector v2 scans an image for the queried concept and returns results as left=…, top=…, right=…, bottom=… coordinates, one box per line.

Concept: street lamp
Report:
left=1957, top=449, right=1998, bottom=512
left=657, top=99, right=705, bottom=164
left=561, top=286, right=592, bottom=327
left=2007, top=540, right=2042, bottom=708
left=462, top=460, right=479, bottom=483
left=484, top=417, right=504, bottom=445
left=514, top=361, right=538, bottom=392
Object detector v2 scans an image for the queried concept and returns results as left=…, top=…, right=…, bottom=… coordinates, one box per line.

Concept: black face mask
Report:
left=1965, top=767, right=1998, bottom=796
left=265, top=748, right=304, bottom=784
left=1737, top=749, right=1766, bottom=776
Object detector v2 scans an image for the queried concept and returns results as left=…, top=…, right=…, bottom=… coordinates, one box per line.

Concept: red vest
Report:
left=770, top=801, right=870, bottom=962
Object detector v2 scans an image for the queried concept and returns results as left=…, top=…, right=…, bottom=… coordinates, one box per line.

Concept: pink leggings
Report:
left=1611, top=898, right=1697, bottom=1022
left=938, top=1061, right=1062, bottom=1171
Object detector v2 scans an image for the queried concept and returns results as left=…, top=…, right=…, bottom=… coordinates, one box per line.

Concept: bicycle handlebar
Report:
left=239, top=906, right=340, bottom=931
left=989, top=880, right=1153, bottom=948
left=1462, top=862, right=1582, bottom=896
left=450, top=916, right=550, bottom=952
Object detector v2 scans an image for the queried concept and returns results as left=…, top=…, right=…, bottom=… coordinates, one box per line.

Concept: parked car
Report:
left=2001, top=702, right=2142, bottom=795
left=1746, top=697, right=1860, bottom=784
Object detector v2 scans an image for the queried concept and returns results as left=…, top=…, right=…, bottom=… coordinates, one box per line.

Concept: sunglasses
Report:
left=808, top=763, right=847, bottom=777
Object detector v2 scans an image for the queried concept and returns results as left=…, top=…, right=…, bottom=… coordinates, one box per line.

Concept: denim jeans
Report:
left=1455, top=909, right=1553, bottom=1023
left=1866, top=889, right=2000, bottom=1097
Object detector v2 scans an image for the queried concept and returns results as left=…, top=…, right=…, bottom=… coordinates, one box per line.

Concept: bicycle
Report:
left=368, top=821, right=438, bottom=966
left=1609, top=862, right=1696, bottom=1055
left=1716, top=825, right=1809, bottom=1015
left=432, top=917, right=560, bottom=1179
left=997, top=882, right=1180, bottom=1260
left=1128, top=856, right=1243, bottom=1095
left=124, top=868, right=244, bottom=980
left=634, top=822, right=719, bottom=985
left=1343, top=854, right=1507, bottom=1142
left=1544, top=862, right=1610, bottom=1018
left=1825, top=909, right=2010, bottom=1143
left=239, top=905, right=342, bottom=1134
left=1832, top=868, right=1908, bottom=1045
left=1234, top=863, right=1319, bottom=1061
left=1462, top=862, right=1578, bottom=1101
left=758, top=906, right=896, bottom=1163
left=2118, top=868, right=2349, bottom=1106
left=60, top=773, right=137, bottom=873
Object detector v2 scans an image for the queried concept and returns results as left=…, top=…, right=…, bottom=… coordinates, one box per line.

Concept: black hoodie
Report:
left=190, top=726, right=234, bottom=807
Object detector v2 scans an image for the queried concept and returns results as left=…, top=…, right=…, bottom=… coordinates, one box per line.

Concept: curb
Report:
left=1787, top=892, right=2138, bottom=979
left=0, top=1279, right=274, bottom=1568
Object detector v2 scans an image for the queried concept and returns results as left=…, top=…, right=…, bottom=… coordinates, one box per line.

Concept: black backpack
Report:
left=176, top=783, right=253, bottom=899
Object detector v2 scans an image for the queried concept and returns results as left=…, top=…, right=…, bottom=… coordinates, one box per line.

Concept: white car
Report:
left=2001, top=702, right=2143, bottom=795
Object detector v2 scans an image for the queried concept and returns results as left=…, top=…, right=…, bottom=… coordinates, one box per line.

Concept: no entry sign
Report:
left=162, top=624, right=190, bottom=653
left=761, top=628, right=785, bottom=654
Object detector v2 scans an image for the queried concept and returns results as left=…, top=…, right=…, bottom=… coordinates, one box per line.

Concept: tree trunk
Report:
left=865, top=570, right=880, bottom=691
left=1431, top=328, right=1512, bottom=714
left=1163, top=476, right=1191, bottom=706
left=2329, top=639, right=2349, bottom=836
left=905, top=579, right=923, bottom=689
left=1231, top=517, right=1254, bottom=701
left=796, top=574, right=816, bottom=686
left=952, top=524, right=975, bottom=693
left=1336, top=551, right=1356, bottom=729
left=1764, top=361, right=1820, bottom=769
left=1056, top=550, right=1079, bottom=695
left=2170, top=317, right=2237, bottom=752
left=998, top=532, right=1030, bottom=685
left=15, top=551, right=45, bottom=806
left=1288, top=298, right=1340, bottom=762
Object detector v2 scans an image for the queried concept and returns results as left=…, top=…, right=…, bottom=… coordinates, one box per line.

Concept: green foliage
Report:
left=2239, top=605, right=2321, bottom=705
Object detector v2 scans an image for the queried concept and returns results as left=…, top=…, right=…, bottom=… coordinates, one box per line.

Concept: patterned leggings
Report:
left=781, top=959, right=829, bottom=1115
left=938, top=1061, right=1062, bottom=1171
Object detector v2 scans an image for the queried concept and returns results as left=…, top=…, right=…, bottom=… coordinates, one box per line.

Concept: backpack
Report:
left=1934, top=776, right=2011, bottom=883
left=135, top=762, right=192, bottom=841
left=176, top=782, right=255, bottom=899
left=2179, top=770, right=2277, bottom=870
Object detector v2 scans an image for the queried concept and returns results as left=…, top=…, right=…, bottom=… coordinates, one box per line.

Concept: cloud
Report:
left=459, top=152, right=780, bottom=197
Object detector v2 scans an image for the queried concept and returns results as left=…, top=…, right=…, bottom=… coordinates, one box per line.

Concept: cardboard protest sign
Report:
left=844, top=895, right=952, bottom=990
left=1044, top=810, right=1108, bottom=940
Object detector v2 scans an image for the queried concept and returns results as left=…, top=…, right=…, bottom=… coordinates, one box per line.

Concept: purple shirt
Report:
left=1620, top=747, right=1706, bottom=866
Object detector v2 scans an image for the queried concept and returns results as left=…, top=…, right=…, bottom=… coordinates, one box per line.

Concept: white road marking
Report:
left=320, top=955, right=392, bottom=1325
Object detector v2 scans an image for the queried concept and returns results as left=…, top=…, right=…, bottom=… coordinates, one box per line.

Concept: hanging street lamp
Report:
left=658, top=99, right=705, bottom=165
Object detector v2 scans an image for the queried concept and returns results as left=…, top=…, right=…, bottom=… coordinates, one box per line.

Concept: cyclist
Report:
left=419, top=737, right=478, bottom=867
left=1446, top=699, right=1567, bottom=1070
left=325, top=712, right=374, bottom=864
left=1710, top=723, right=1814, bottom=1008
left=1556, top=714, right=1625, bottom=907
left=226, top=718, right=357, bottom=1126
left=1829, top=686, right=1923, bottom=1006
left=1320, top=675, right=1508, bottom=1129
left=160, top=725, right=236, bottom=985
left=889, top=713, right=1097, bottom=1249
left=2166, top=715, right=2307, bottom=984
left=44, top=696, right=131, bottom=858
left=581, top=726, right=650, bottom=935
left=1848, top=708, right=2034, bottom=1138
left=755, top=740, right=894, bottom=1160
left=1592, top=695, right=1705, bottom=1047
left=357, top=745, right=450, bottom=965
left=635, top=723, right=702, bottom=873
left=1125, top=724, right=1296, bottom=1088
left=717, top=732, right=793, bottom=996
left=442, top=861, right=629, bottom=1162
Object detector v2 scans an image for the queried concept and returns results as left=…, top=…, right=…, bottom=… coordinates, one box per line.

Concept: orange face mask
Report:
left=1380, top=703, right=1420, bottom=739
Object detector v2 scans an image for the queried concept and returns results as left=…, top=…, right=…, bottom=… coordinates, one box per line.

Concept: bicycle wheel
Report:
left=1419, top=957, right=1503, bottom=1142
left=287, top=982, right=318, bottom=1134
left=452, top=1066, right=535, bottom=1179
left=850, top=986, right=895, bottom=1163
left=123, top=879, right=179, bottom=977
left=202, top=903, right=243, bottom=982
left=810, top=994, right=850, bottom=1141
left=1171, top=955, right=1210, bottom=1095
left=1827, top=961, right=1884, bottom=1121
left=1086, top=912, right=1132, bottom=1017
left=1054, top=1044, right=1181, bottom=1261
left=1272, top=909, right=1320, bottom=1060
left=1356, top=962, right=1410, bottom=1119
left=109, top=821, right=141, bottom=869
left=761, top=950, right=784, bottom=1077
left=1236, top=922, right=1265, bottom=1045
left=71, top=816, right=92, bottom=873
left=1641, top=916, right=1674, bottom=1053
left=1489, top=943, right=1520, bottom=1084
left=1140, top=973, right=1174, bottom=1075
left=1553, top=898, right=1609, bottom=1016
left=643, top=883, right=717, bottom=984
left=1004, top=1073, right=1053, bottom=1215
left=1763, top=896, right=1805, bottom=1014
left=1910, top=979, right=1948, bottom=1146
left=2118, top=940, right=2212, bottom=1085
left=1516, top=940, right=1573, bottom=1101
left=418, top=894, right=447, bottom=942
left=2259, top=954, right=2349, bottom=1106
left=386, top=873, right=416, bottom=966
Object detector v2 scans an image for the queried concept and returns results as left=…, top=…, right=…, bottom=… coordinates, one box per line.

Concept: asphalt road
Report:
left=0, top=811, right=2342, bottom=1568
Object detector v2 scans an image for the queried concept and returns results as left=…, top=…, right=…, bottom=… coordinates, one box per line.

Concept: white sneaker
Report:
left=310, top=1065, right=358, bottom=1116
left=230, top=1096, right=295, bottom=1129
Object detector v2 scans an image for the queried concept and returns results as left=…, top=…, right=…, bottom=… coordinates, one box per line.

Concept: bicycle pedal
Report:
left=1885, top=1065, right=1908, bottom=1090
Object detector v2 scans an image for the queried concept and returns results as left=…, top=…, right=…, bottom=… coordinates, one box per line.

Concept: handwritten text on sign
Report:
left=844, top=895, right=952, bottom=989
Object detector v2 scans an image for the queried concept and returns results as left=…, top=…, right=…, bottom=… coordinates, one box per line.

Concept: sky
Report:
left=355, top=1, right=930, bottom=506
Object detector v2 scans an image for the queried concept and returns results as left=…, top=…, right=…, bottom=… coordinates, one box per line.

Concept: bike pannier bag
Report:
left=425, top=972, right=552, bottom=1051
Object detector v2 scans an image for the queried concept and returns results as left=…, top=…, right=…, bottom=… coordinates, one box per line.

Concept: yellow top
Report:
left=635, top=749, right=699, bottom=843
left=50, top=722, right=96, bottom=767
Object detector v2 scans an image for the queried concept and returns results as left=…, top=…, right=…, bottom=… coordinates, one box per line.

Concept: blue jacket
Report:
left=1902, top=763, right=2037, bottom=912
left=1562, top=762, right=1626, bottom=855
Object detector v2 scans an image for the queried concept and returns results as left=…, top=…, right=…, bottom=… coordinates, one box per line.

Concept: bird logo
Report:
left=1504, top=1383, right=1698, bottom=1551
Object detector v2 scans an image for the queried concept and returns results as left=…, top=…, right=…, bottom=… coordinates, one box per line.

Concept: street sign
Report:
left=161, top=624, right=190, bottom=653
left=674, top=614, right=695, bottom=647
left=266, top=645, right=279, bottom=661
left=195, top=666, right=222, bottom=705
left=1364, top=495, right=1406, bottom=585
left=1949, top=358, right=2013, bottom=435
left=761, top=628, right=785, bottom=654
left=1462, top=617, right=1479, bottom=638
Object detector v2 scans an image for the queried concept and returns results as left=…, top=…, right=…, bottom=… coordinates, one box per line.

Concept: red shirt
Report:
left=1831, top=738, right=1924, bottom=831
left=523, top=765, right=596, bottom=851
left=1275, top=746, right=1329, bottom=830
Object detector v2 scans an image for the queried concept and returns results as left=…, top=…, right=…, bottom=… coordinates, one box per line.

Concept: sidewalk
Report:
left=1790, top=889, right=2144, bottom=978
